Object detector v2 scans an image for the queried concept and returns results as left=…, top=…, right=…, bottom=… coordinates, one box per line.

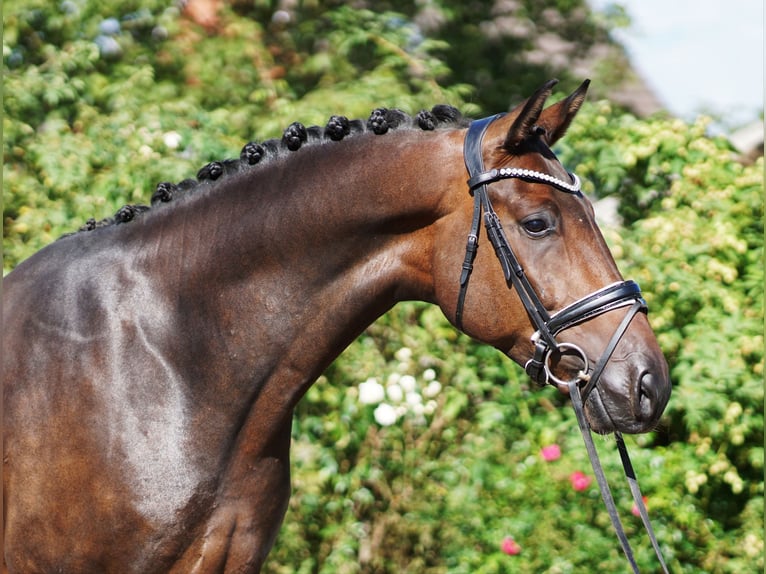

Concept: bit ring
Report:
left=544, top=342, right=590, bottom=387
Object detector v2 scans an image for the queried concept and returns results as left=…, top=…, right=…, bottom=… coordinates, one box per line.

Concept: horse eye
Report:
left=522, top=217, right=550, bottom=236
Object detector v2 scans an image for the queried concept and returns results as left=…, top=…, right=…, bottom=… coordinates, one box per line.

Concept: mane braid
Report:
left=63, top=105, right=467, bottom=238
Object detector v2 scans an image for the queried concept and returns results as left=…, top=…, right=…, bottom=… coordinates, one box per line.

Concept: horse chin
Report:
left=582, top=392, right=622, bottom=435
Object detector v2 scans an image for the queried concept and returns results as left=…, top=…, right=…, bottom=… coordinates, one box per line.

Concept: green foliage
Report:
left=3, top=1, right=763, bottom=573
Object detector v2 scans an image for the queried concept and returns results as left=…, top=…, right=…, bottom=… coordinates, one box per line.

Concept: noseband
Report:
left=458, top=115, right=669, bottom=573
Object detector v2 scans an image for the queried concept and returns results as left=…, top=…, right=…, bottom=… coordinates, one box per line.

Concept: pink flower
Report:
left=631, top=496, right=649, bottom=517
left=540, top=444, right=561, bottom=462
left=501, top=536, right=522, bottom=556
left=569, top=471, right=592, bottom=491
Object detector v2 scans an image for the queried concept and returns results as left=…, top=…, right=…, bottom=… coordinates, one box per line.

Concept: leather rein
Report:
left=457, top=115, right=669, bottom=573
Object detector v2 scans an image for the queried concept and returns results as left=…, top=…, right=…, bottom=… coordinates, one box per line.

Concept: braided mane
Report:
left=69, top=105, right=467, bottom=235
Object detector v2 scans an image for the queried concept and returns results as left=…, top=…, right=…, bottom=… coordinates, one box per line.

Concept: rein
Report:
left=458, top=115, right=669, bottom=573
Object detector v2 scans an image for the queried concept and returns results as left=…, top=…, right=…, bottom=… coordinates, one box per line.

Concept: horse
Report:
left=2, top=80, right=670, bottom=573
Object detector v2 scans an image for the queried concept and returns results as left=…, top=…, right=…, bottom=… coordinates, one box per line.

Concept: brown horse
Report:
left=3, top=80, right=669, bottom=573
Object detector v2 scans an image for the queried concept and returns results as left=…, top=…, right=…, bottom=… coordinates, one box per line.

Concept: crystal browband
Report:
left=467, top=167, right=582, bottom=195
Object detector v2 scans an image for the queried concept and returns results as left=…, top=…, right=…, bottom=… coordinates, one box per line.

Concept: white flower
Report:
left=423, top=368, right=436, bottom=381
left=394, top=347, right=412, bottom=362
left=406, top=392, right=422, bottom=406
left=358, top=378, right=385, bottom=405
left=423, top=380, right=442, bottom=398
left=163, top=131, right=183, bottom=149
left=373, top=403, right=398, bottom=426
left=399, top=374, right=416, bottom=393
left=387, top=384, right=404, bottom=403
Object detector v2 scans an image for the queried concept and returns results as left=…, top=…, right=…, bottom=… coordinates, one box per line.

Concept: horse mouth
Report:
left=583, top=389, right=646, bottom=434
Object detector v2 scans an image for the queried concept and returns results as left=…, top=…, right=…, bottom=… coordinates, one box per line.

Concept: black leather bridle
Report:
left=458, top=115, right=669, bottom=573
left=457, top=114, right=647, bottom=396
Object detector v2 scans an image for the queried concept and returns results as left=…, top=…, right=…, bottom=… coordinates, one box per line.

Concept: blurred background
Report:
left=3, top=1, right=763, bottom=572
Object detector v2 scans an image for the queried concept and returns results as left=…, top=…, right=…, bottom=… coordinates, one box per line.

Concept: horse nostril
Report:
left=637, top=371, right=666, bottom=422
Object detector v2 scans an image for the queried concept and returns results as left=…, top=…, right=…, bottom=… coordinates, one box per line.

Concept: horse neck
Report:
left=202, top=131, right=460, bottom=291
left=140, top=128, right=465, bottom=395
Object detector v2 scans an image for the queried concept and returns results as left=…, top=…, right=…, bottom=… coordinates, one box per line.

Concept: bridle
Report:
left=458, top=115, right=669, bottom=573
left=457, top=114, right=647, bottom=392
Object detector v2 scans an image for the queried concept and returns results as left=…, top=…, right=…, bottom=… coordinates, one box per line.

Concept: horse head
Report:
left=433, top=80, right=670, bottom=435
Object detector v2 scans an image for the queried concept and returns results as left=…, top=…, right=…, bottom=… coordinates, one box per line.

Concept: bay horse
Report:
left=3, top=80, right=670, bottom=573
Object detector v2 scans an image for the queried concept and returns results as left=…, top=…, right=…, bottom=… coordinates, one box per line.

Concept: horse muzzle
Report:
left=580, top=349, right=671, bottom=434
left=524, top=280, right=671, bottom=435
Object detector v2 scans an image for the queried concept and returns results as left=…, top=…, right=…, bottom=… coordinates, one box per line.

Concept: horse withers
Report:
left=3, top=80, right=670, bottom=572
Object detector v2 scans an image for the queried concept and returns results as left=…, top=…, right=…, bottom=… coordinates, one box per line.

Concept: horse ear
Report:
left=503, top=79, right=559, bottom=151
left=536, top=79, right=590, bottom=146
